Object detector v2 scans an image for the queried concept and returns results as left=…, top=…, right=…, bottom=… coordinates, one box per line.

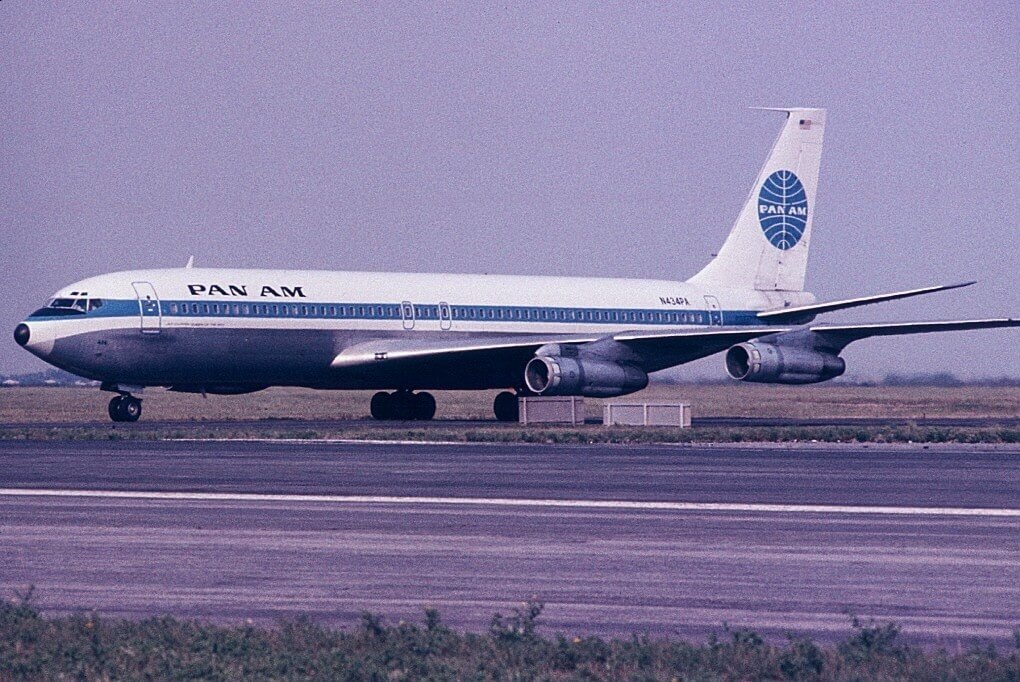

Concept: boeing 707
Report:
left=14, top=108, right=1018, bottom=421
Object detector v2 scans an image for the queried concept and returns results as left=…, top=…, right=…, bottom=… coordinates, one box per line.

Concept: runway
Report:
left=1, top=440, right=1018, bottom=644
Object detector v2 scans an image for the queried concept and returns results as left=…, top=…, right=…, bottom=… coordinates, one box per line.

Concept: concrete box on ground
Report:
left=519, top=397, right=585, bottom=425
left=603, top=402, right=692, bottom=427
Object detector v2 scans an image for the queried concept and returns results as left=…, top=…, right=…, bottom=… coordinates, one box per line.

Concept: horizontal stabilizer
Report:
left=757, top=282, right=976, bottom=322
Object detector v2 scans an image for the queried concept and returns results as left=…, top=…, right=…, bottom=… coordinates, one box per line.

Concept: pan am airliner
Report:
left=14, top=108, right=1018, bottom=422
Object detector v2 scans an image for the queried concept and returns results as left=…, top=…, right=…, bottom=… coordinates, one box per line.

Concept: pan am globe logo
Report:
left=758, top=170, right=808, bottom=250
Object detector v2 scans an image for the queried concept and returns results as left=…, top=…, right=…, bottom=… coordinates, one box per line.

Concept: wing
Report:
left=757, top=282, right=975, bottom=323
left=808, top=318, right=1020, bottom=351
left=328, top=318, right=1018, bottom=386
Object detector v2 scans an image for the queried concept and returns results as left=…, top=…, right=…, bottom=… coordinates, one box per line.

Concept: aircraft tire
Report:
left=413, top=392, right=436, bottom=420
left=389, top=391, right=415, bottom=420
left=370, top=391, right=392, bottom=420
left=108, top=396, right=126, bottom=422
left=121, top=397, right=142, bottom=422
left=493, top=391, right=519, bottom=422
left=109, top=395, right=142, bottom=422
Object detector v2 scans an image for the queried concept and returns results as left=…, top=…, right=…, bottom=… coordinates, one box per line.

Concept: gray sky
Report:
left=2, top=2, right=1018, bottom=378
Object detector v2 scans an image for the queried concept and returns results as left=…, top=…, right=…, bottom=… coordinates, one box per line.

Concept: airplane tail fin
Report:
left=688, top=108, right=826, bottom=292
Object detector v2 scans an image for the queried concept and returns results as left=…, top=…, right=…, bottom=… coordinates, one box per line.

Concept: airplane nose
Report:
left=14, top=323, right=30, bottom=347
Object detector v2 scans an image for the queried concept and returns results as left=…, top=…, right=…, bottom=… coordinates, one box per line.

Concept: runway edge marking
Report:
left=2, top=488, right=1018, bottom=517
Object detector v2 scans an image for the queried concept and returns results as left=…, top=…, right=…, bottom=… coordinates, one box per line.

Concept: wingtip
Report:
left=936, top=280, right=977, bottom=292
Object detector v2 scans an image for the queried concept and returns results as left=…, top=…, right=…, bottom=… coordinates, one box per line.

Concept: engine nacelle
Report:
left=524, top=355, right=648, bottom=398
left=725, top=342, right=845, bottom=385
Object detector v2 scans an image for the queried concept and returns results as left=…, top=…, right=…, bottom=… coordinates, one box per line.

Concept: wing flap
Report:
left=330, top=334, right=598, bottom=370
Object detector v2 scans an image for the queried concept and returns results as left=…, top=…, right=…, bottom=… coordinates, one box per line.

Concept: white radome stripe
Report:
left=1, top=488, right=1017, bottom=517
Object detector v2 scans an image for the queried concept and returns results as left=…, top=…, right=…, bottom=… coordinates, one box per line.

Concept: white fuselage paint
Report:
left=20, top=267, right=813, bottom=386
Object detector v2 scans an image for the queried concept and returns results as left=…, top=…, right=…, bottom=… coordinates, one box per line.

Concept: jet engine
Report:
left=524, top=355, right=648, bottom=398
left=725, top=341, right=845, bottom=384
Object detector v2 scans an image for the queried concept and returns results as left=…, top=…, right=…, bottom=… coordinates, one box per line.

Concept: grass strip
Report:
left=0, top=424, right=1017, bottom=444
left=2, top=594, right=1017, bottom=681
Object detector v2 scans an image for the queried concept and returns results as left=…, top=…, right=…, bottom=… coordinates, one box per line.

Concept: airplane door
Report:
left=401, top=301, right=415, bottom=330
left=704, top=295, right=723, bottom=326
left=132, top=281, right=162, bottom=334
left=439, top=302, right=452, bottom=330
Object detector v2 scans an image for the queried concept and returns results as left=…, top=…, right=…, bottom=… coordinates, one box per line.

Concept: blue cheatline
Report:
left=758, top=170, right=808, bottom=251
left=27, top=298, right=770, bottom=327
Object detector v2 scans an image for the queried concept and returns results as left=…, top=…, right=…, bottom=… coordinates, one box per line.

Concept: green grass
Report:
left=1, top=385, right=1017, bottom=443
left=2, top=384, right=1018, bottom=423
left=0, top=424, right=1017, bottom=443
left=2, top=595, right=1017, bottom=681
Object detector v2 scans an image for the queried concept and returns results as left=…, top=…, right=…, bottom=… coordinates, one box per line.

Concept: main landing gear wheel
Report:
left=493, top=391, right=519, bottom=422
left=412, top=391, right=437, bottom=421
left=370, top=391, right=436, bottom=421
left=108, top=395, right=142, bottom=422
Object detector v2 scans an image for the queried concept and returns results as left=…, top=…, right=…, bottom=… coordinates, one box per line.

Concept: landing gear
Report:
left=108, top=395, right=142, bottom=422
left=493, top=391, right=519, bottom=422
left=412, top=392, right=437, bottom=421
left=370, top=391, right=436, bottom=421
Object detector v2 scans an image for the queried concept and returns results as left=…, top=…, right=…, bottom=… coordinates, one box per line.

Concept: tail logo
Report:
left=758, top=170, right=808, bottom=250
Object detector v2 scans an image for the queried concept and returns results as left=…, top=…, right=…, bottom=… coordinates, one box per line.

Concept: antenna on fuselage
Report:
left=185, top=256, right=195, bottom=269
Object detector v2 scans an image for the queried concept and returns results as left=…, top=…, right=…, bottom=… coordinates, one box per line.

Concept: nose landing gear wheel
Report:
left=108, top=395, right=142, bottom=422
left=493, top=391, right=519, bottom=422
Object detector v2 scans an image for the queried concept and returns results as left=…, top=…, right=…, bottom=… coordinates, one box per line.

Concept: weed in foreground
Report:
left=2, top=592, right=1018, bottom=680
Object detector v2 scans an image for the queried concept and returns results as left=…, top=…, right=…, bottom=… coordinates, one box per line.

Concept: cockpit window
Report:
left=49, top=298, right=87, bottom=312
left=87, top=299, right=103, bottom=311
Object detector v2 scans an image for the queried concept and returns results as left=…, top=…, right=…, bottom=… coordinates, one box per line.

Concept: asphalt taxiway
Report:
left=1, top=440, right=1017, bottom=644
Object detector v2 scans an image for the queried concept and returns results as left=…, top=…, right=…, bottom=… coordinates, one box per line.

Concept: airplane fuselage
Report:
left=18, top=267, right=811, bottom=392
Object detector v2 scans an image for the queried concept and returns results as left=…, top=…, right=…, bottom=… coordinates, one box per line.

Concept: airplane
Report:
left=13, top=107, right=1018, bottom=422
